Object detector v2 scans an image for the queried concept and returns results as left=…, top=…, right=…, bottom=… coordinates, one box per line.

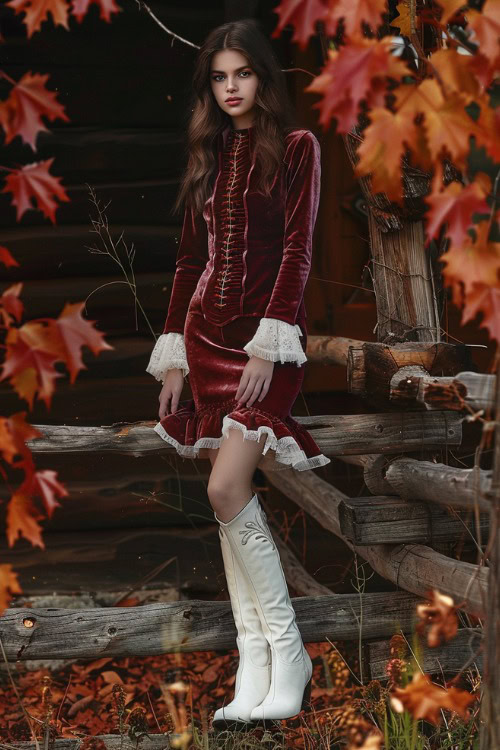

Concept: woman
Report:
left=146, top=18, right=330, bottom=729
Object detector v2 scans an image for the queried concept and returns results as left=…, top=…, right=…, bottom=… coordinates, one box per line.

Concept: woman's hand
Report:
left=159, top=369, right=184, bottom=419
left=235, top=356, right=274, bottom=408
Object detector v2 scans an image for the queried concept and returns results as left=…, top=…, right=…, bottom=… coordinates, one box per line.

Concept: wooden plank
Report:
left=8, top=736, right=171, bottom=750
left=0, top=592, right=420, bottom=661
left=263, top=467, right=489, bottom=617
left=390, top=370, right=496, bottom=412
left=306, top=335, right=363, bottom=366
left=385, top=458, right=492, bottom=512
left=24, top=411, right=463, bottom=461
left=338, top=495, right=489, bottom=545
left=368, top=629, right=483, bottom=681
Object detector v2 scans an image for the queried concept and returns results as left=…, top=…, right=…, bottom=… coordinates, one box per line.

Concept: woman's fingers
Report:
left=257, top=377, right=271, bottom=402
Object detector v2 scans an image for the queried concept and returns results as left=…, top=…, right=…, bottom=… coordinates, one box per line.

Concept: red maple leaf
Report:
left=24, top=469, right=69, bottom=518
left=271, top=0, right=327, bottom=50
left=71, top=0, right=121, bottom=23
left=425, top=177, right=490, bottom=247
left=325, top=0, right=388, bottom=37
left=0, top=246, right=19, bottom=268
left=52, top=302, right=114, bottom=384
left=391, top=671, right=477, bottom=726
left=0, top=564, right=23, bottom=614
left=0, top=72, right=70, bottom=150
left=6, top=0, right=70, bottom=37
left=306, top=35, right=409, bottom=133
left=1, top=158, right=70, bottom=223
left=0, top=283, right=24, bottom=327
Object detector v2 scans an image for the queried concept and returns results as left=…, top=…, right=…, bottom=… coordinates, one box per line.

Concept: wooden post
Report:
left=480, top=360, right=500, bottom=748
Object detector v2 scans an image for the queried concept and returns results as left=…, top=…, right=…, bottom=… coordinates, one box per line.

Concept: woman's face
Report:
left=210, top=48, right=258, bottom=128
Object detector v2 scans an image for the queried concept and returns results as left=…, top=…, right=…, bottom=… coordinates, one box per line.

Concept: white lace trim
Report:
left=146, top=332, right=189, bottom=381
left=243, top=318, right=307, bottom=367
left=153, top=416, right=331, bottom=472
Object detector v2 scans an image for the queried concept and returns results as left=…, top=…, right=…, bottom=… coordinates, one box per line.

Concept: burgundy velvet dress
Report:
left=147, top=124, right=330, bottom=471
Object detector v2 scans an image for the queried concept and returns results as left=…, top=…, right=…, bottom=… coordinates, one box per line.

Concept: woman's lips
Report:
left=226, top=98, right=242, bottom=106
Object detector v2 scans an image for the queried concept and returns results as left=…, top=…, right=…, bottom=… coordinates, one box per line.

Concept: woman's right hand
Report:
left=159, top=369, right=185, bottom=419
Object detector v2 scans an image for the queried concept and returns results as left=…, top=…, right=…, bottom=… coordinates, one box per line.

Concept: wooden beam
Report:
left=338, top=495, right=489, bottom=545
left=26, top=411, right=462, bottom=462
left=0, top=592, right=420, bottom=661
left=385, top=458, right=492, bottom=512
left=368, top=628, right=483, bottom=681
left=390, top=370, right=496, bottom=412
left=263, top=467, right=488, bottom=617
left=8, top=737, right=171, bottom=750
left=306, top=335, right=363, bottom=366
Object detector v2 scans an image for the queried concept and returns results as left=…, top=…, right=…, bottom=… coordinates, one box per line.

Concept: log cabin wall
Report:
left=0, top=0, right=495, bottom=598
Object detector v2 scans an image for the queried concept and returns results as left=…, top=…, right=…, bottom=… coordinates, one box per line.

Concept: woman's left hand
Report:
left=235, top=356, right=274, bottom=408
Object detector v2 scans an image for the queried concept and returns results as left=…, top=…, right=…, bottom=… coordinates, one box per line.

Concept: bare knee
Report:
left=207, top=477, right=252, bottom=517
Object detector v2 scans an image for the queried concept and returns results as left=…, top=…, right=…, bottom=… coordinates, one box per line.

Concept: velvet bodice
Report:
left=163, top=124, right=321, bottom=335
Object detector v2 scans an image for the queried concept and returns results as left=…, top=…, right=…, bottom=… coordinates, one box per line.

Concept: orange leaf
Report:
left=440, top=220, right=500, bottom=301
left=430, top=49, right=480, bottom=101
left=0, top=72, right=69, bottom=150
left=25, top=468, right=69, bottom=517
left=394, top=1, right=413, bottom=36
left=0, top=412, right=42, bottom=468
left=271, top=0, right=327, bottom=50
left=425, top=178, right=490, bottom=247
left=390, top=671, right=477, bottom=725
left=306, top=36, right=409, bottom=133
left=325, top=0, right=388, bottom=38
left=468, top=1, right=500, bottom=68
left=1, top=158, right=70, bottom=223
left=356, top=106, right=417, bottom=200
left=434, top=0, right=468, bottom=24
left=71, top=0, right=121, bottom=23
left=6, top=490, right=45, bottom=548
left=1, top=282, right=24, bottom=326
left=6, top=0, right=70, bottom=37
left=0, top=564, right=23, bottom=614
left=416, top=590, right=458, bottom=647
left=462, top=283, right=500, bottom=342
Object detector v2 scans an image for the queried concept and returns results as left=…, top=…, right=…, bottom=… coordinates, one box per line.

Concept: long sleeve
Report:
left=162, top=202, right=209, bottom=334
left=243, top=317, right=307, bottom=367
left=263, top=131, right=321, bottom=326
left=146, top=331, right=189, bottom=382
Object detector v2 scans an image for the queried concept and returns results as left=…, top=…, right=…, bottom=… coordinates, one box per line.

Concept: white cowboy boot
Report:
left=212, top=506, right=271, bottom=729
left=215, top=493, right=312, bottom=725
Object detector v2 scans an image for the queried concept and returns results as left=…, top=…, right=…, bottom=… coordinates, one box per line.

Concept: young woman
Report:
left=146, top=18, right=330, bottom=729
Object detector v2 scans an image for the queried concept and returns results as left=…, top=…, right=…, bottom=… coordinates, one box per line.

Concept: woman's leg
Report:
left=207, top=431, right=271, bottom=728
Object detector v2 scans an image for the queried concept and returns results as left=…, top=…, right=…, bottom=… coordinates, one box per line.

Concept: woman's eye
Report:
left=212, top=71, right=252, bottom=82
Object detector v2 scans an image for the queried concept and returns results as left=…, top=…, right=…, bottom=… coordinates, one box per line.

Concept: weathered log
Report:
left=368, top=628, right=483, bottom=681
left=8, top=736, right=171, bottom=750
left=26, top=411, right=462, bottom=461
left=390, top=370, right=496, bottom=412
left=306, top=335, right=363, bottom=366
left=385, top=458, right=492, bottom=512
left=347, top=341, right=472, bottom=407
left=338, top=495, right=489, bottom=545
left=263, top=467, right=488, bottom=616
left=0, top=592, right=420, bottom=661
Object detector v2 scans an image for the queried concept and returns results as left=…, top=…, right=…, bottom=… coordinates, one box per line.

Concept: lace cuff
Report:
left=146, top=332, right=189, bottom=381
left=243, top=318, right=307, bottom=367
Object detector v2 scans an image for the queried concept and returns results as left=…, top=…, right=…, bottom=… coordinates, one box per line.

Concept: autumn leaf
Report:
left=0, top=282, right=24, bottom=327
left=461, top=283, right=500, bottom=342
left=0, top=246, right=19, bottom=268
left=0, top=564, right=23, bottom=614
left=6, top=0, right=70, bottom=37
left=440, top=220, right=500, bottom=303
left=53, top=302, right=114, bottom=384
left=430, top=49, right=480, bottom=101
left=434, top=0, right=468, bottom=25
left=355, top=106, right=417, bottom=199
left=1, top=158, right=70, bottom=223
left=390, top=671, right=477, bottom=725
left=424, top=177, right=490, bottom=247
left=6, top=490, right=46, bottom=548
left=394, top=1, right=413, bottom=36
left=0, top=322, right=64, bottom=409
left=325, top=0, right=388, bottom=38
left=71, top=0, right=121, bottom=23
left=24, top=468, right=69, bottom=517
left=306, top=36, right=409, bottom=133
left=416, top=590, right=458, bottom=647
left=0, top=412, right=42, bottom=468
left=0, top=72, right=70, bottom=150
left=467, top=1, right=500, bottom=68
left=271, top=0, right=327, bottom=50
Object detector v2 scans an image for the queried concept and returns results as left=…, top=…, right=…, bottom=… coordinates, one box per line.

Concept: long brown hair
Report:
left=172, top=18, right=299, bottom=217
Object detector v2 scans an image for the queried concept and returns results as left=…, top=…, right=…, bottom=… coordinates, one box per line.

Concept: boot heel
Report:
left=301, top=677, right=312, bottom=711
